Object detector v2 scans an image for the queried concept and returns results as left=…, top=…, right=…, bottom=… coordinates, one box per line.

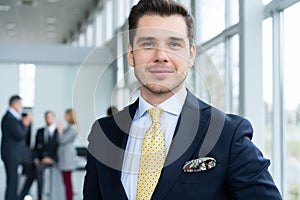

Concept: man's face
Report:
left=45, top=112, right=55, bottom=126
left=14, top=100, right=23, bottom=112
left=128, top=14, right=196, bottom=96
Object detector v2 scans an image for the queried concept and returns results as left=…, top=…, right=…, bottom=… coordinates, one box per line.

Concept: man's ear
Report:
left=188, top=44, right=196, bottom=68
left=127, top=43, right=134, bottom=67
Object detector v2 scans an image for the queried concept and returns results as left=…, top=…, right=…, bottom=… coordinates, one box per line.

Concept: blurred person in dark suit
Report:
left=18, top=111, right=60, bottom=200
left=1, top=95, right=32, bottom=200
left=106, top=106, right=119, bottom=116
left=33, top=111, right=59, bottom=200
left=18, top=110, right=36, bottom=200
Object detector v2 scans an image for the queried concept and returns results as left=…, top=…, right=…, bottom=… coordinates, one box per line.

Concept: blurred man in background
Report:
left=1, top=95, right=32, bottom=200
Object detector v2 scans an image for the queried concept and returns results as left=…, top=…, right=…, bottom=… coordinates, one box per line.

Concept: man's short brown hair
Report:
left=128, top=0, right=194, bottom=47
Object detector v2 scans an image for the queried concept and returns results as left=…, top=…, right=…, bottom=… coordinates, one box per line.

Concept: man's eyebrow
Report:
left=136, top=37, right=156, bottom=43
left=169, top=37, right=186, bottom=43
left=135, top=36, right=187, bottom=44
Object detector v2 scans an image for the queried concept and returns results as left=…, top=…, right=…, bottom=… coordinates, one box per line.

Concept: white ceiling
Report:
left=0, top=0, right=99, bottom=44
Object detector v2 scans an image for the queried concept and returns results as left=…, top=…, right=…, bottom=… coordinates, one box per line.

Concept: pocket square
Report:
left=183, top=157, right=216, bottom=172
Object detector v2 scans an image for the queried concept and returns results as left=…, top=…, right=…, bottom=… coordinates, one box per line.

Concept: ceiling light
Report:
left=6, top=23, right=16, bottom=30
left=73, top=8, right=81, bottom=15
left=47, top=31, right=56, bottom=38
left=17, top=0, right=37, bottom=7
left=48, top=0, right=59, bottom=3
left=46, top=17, right=56, bottom=24
left=8, top=30, right=16, bottom=36
left=0, top=4, right=10, bottom=11
left=47, top=25, right=56, bottom=31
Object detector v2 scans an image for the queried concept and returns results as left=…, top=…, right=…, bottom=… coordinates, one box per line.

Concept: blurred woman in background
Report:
left=57, top=108, right=78, bottom=200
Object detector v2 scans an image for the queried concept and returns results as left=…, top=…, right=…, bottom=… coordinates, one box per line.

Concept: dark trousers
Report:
left=18, top=163, right=36, bottom=200
left=36, top=163, right=52, bottom=199
left=18, top=162, right=53, bottom=199
left=3, top=158, right=19, bottom=200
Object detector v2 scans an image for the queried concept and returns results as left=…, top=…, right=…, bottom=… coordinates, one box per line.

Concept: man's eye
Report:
left=142, top=42, right=155, bottom=48
left=169, top=42, right=181, bottom=48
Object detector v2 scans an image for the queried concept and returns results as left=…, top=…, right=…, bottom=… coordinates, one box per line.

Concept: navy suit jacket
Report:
left=1, top=111, right=28, bottom=164
left=33, top=127, right=59, bottom=163
left=83, top=91, right=282, bottom=200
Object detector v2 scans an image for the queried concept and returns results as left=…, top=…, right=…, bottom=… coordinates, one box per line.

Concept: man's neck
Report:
left=140, top=86, right=185, bottom=106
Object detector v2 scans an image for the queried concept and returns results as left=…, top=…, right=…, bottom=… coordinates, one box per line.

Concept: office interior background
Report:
left=0, top=0, right=299, bottom=199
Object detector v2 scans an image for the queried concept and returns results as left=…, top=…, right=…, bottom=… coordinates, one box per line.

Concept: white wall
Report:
left=72, top=63, right=116, bottom=147
left=32, top=63, right=115, bottom=147
left=32, top=64, right=79, bottom=141
left=0, top=63, right=19, bottom=114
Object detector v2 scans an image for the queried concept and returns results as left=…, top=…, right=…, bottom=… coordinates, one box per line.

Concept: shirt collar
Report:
left=47, top=123, right=56, bottom=134
left=8, top=107, right=21, bottom=120
left=135, top=87, right=187, bottom=119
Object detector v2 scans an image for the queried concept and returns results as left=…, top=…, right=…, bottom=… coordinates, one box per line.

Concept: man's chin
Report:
left=143, top=84, right=173, bottom=95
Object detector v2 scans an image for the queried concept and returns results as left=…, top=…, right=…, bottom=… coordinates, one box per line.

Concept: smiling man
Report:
left=128, top=15, right=195, bottom=104
left=83, top=0, right=282, bottom=200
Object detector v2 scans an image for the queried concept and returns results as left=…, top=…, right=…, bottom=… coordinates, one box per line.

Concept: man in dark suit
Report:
left=18, top=111, right=36, bottom=200
left=83, top=0, right=282, bottom=199
left=33, top=111, right=59, bottom=200
left=1, top=95, right=32, bottom=200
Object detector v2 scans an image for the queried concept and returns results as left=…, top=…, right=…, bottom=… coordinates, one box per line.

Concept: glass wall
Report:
left=193, top=0, right=239, bottom=113
left=204, top=43, right=226, bottom=110
left=231, top=34, right=239, bottom=114
left=229, top=0, right=239, bottom=25
left=262, top=17, right=274, bottom=167
left=197, top=0, right=225, bottom=43
left=263, top=1, right=300, bottom=199
left=283, top=2, right=300, bottom=199
left=263, top=0, right=272, bottom=5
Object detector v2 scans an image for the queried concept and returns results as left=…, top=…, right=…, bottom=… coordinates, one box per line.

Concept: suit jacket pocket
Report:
left=179, top=166, right=218, bottom=184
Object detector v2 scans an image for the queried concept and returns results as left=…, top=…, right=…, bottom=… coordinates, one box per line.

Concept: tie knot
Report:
left=147, top=107, right=163, bottom=124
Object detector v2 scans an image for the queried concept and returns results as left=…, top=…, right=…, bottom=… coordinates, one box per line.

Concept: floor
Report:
left=0, top=161, right=86, bottom=200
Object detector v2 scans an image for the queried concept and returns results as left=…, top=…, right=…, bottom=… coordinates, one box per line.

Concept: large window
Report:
left=19, top=64, right=36, bottom=107
left=95, top=12, right=104, bottom=46
left=231, top=34, right=239, bottom=114
left=263, top=17, right=273, bottom=167
left=104, top=0, right=113, bottom=42
left=229, top=0, right=239, bottom=25
left=283, top=2, right=300, bottom=199
left=194, top=0, right=239, bottom=113
left=198, top=0, right=225, bottom=43
left=263, top=1, right=300, bottom=199
left=205, top=43, right=226, bottom=110
left=86, top=22, right=94, bottom=47
left=263, top=0, right=272, bottom=5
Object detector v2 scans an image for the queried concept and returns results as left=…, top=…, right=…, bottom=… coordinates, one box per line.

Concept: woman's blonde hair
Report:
left=65, top=108, right=77, bottom=125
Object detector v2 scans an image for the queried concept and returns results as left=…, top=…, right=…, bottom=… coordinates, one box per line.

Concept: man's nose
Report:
left=154, top=47, right=170, bottom=63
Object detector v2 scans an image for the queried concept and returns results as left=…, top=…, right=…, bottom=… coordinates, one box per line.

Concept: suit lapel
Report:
left=151, top=91, right=211, bottom=200
left=41, top=128, right=46, bottom=146
left=93, top=100, right=138, bottom=200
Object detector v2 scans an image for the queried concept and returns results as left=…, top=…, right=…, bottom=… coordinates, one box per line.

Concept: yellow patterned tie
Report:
left=136, top=107, right=166, bottom=200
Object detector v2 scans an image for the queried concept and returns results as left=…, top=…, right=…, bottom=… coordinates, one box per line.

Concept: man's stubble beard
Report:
left=143, top=82, right=172, bottom=95
left=135, top=70, right=187, bottom=96
left=133, top=58, right=187, bottom=96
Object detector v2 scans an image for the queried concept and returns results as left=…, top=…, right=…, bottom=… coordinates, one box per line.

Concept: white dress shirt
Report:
left=44, top=123, right=56, bottom=142
left=121, top=87, right=187, bottom=200
left=8, top=107, right=21, bottom=120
